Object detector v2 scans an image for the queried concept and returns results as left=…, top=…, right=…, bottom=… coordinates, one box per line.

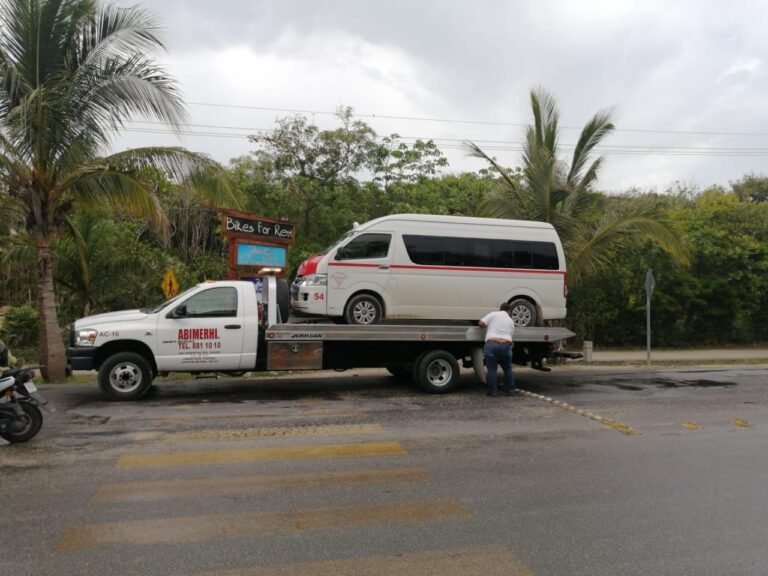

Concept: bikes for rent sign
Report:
left=220, top=209, right=294, bottom=280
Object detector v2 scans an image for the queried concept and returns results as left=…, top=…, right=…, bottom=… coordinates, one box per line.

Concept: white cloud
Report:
left=113, top=0, right=768, bottom=192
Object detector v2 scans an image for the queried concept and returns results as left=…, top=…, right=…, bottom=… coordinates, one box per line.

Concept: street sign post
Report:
left=645, top=269, right=655, bottom=368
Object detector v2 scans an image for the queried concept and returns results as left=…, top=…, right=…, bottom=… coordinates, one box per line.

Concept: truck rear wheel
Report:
left=413, top=350, right=460, bottom=394
left=98, top=352, right=153, bottom=401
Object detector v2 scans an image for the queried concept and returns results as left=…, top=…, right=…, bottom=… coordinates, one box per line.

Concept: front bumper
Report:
left=67, top=346, right=97, bottom=371
left=290, top=286, right=327, bottom=314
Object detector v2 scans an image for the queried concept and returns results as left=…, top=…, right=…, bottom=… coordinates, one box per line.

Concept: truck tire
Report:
left=509, top=298, right=537, bottom=327
left=98, top=352, right=153, bottom=401
left=276, top=279, right=290, bottom=323
left=344, top=293, right=383, bottom=325
left=413, top=350, right=460, bottom=394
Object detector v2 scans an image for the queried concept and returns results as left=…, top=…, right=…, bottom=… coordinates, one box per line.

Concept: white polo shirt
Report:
left=480, top=310, right=515, bottom=342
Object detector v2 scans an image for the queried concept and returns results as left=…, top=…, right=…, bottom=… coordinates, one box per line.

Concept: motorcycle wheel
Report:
left=0, top=402, right=43, bottom=443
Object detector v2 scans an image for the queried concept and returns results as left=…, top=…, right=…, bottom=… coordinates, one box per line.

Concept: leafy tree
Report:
left=0, top=0, right=233, bottom=380
left=731, top=173, right=768, bottom=203
left=0, top=304, right=38, bottom=350
left=371, top=135, right=448, bottom=193
left=467, top=88, right=689, bottom=286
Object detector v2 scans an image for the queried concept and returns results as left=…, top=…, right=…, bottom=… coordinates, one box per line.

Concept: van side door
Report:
left=156, top=286, right=245, bottom=371
left=326, top=232, right=392, bottom=317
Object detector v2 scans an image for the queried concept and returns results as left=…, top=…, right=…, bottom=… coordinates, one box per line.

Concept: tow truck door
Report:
left=156, top=285, right=245, bottom=371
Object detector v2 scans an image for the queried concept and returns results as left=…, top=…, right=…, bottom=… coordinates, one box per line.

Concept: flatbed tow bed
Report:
left=263, top=313, right=579, bottom=393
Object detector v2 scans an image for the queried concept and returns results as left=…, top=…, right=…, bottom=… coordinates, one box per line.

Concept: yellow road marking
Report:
left=123, top=411, right=361, bottom=422
left=149, top=423, right=384, bottom=444
left=733, top=419, right=752, bottom=428
left=187, top=546, right=533, bottom=576
left=116, top=441, right=406, bottom=469
left=519, top=390, right=641, bottom=436
left=93, top=467, right=428, bottom=503
left=56, top=498, right=472, bottom=552
left=682, top=421, right=701, bottom=430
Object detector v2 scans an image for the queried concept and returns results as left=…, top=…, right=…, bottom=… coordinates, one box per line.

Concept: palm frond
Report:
left=530, top=87, right=559, bottom=153
left=464, top=140, right=521, bottom=191
left=58, top=164, right=167, bottom=232
left=566, top=198, right=691, bottom=285
left=102, top=147, right=240, bottom=208
left=567, top=110, right=614, bottom=188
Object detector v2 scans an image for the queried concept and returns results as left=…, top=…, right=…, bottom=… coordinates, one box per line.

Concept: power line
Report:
left=186, top=101, right=768, bottom=138
left=122, top=124, right=768, bottom=157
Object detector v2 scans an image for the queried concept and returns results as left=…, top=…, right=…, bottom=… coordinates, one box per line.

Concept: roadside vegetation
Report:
left=1, top=0, right=767, bottom=379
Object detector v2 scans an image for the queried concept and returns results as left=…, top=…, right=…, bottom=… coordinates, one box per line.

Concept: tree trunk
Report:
left=36, top=234, right=67, bottom=382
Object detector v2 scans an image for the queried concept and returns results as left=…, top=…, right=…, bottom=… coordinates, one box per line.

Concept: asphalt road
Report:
left=2, top=364, right=767, bottom=576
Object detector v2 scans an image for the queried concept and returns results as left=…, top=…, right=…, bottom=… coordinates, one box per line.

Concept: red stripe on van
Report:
left=391, top=264, right=565, bottom=274
left=328, top=262, right=380, bottom=268
left=329, top=262, right=565, bottom=274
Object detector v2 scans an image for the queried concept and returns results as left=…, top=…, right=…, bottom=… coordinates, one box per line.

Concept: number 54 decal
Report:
left=314, top=292, right=324, bottom=300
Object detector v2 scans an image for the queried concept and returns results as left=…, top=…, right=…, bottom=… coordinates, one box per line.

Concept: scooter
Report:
left=0, top=366, right=54, bottom=444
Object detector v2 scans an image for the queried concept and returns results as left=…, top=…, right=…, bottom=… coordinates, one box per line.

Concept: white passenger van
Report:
left=291, top=214, right=567, bottom=326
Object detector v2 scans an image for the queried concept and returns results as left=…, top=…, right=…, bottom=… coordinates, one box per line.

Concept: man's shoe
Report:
left=487, top=391, right=498, bottom=397
left=505, top=389, right=517, bottom=396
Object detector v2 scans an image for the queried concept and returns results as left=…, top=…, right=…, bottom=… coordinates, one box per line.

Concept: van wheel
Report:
left=98, top=352, right=153, bottom=401
left=509, top=298, right=537, bottom=327
left=413, top=350, right=460, bottom=393
left=345, top=294, right=383, bottom=325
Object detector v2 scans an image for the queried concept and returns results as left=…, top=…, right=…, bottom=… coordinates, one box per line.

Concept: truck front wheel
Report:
left=99, top=352, right=153, bottom=401
left=413, top=350, right=460, bottom=394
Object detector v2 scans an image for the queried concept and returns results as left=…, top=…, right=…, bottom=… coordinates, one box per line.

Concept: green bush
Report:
left=0, top=305, right=39, bottom=349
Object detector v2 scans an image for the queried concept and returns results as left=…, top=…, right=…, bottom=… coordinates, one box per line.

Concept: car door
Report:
left=155, top=286, right=245, bottom=371
left=326, top=232, right=392, bottom=317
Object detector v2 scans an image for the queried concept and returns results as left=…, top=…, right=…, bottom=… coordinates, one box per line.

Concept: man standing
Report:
left=479, top=302, right=516, bottom=397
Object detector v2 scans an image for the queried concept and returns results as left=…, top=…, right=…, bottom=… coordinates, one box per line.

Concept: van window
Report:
left=404, top=235, right=444, bottom=265
left=510, top=241, right=533, bottom=268
left=404, top=235, right=559, bottom=270
left=532, top=241, right=559, bottom=270
left=335, top=233, right=391, bottom=260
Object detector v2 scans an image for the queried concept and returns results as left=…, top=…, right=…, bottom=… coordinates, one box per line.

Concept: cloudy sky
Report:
left=113, top=0, right=768, bottom=192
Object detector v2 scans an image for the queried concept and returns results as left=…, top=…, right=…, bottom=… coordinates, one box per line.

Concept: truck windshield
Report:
left=140, top=286, right=200, bottom=314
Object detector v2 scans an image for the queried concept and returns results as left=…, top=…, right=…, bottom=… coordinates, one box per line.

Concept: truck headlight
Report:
left=75, top=329, right=98, bottom=346
left=301, top=274, right=327, bottom=287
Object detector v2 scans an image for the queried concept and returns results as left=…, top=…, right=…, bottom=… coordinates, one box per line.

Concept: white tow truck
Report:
left=67, top=277, right=580, bottom=400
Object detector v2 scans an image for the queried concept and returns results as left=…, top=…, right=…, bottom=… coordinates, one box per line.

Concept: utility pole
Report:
left=644, top=269, right=655, bottom=368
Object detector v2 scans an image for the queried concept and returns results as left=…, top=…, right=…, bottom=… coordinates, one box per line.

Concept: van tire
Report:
left=344, top=294, right=383, bottom=325
left=413, top=350, right=460, bottom=393
left=509, top=298, right=537, bottom=327
left=98, top=352, right=153, bottom=401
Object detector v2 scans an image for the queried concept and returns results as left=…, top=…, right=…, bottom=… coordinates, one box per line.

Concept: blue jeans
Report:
left=484, top=342, right=515, bottom=395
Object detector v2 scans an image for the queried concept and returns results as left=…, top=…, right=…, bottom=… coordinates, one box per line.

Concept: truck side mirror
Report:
left=173, top=304, right=188, bottom=318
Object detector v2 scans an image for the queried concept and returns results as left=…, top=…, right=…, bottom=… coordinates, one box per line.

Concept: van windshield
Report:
left=321, top=229, right=355, bottom=255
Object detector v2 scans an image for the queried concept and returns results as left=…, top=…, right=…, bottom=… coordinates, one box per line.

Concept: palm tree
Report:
left=467, top=87, right=688, bottom=286
left=0, top=0, right=234, bottom=380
